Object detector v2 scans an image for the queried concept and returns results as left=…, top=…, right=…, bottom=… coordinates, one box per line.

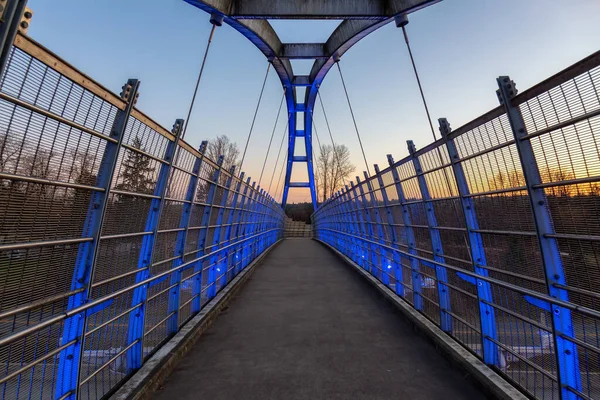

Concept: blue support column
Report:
left=207, top=165, right=236, bottom=299
left=191, top=155, right=224, bottom=314
left=362, top=171, right=388, bottom=282
left=128, top=119, right=182, bottom=371
left=166, top=140, right=208, bottom=335
left=439, top=118, right=498, bottom=365
left=387, top=155, right=422, bottom=307
left=407, top=141, right=452, bottom=332
left=497, top=76, right=581, bottom=398
left=221, top=172, right=245, bottom=284
left=56, top=79, right=139, bottom=399
left=374, top=164, right=403, bottom=291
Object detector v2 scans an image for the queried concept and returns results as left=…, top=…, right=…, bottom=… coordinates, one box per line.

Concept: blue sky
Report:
left=26, top=0, right=600, bottom=202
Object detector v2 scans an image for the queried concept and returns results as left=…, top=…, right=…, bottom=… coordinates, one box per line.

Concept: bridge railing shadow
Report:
left=313, top=51, right=600, bottom=400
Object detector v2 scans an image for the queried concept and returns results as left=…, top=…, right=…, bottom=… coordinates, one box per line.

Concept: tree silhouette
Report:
left=115, top=136, right=155, bottom=196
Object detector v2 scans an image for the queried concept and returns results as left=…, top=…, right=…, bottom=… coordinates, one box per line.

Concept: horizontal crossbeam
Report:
left=288, top=182, right=310, bottom=188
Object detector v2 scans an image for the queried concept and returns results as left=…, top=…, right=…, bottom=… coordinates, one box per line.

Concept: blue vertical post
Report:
left=56, top=79, right=139, bottom=399
left=221, top=172, right=245, bottom=285
left=343, top=185, right=361, bottom=264
left=407, top=140, right=452, bottom=332
left=128, top=119, right=182, bottom=370
left=233, top=177, right=251, bottom=275
left=167, top=140, right=208, bottom=335
left=497, top=76, right=581, bottom=398
left=387, top=155, right=422, bottom=306
left=356, top=176, right=377, bottom=274
left=350, top=181, right=369, bottom=269
left=439, top=118, right=498, bottom=365
left=373, top=164, right=403, bottom=291
left=191, top=155, right=224, bottom=314
left=207, top=165, right=236, bottom=299
left=0, top=0, right=28, bottom=76
left=363, top=171, right=388, bottom=282
left=242, top=182, right=258, bottom=269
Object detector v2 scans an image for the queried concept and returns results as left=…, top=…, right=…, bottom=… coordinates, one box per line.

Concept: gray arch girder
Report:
left=183, top=0, right=439, bottom=207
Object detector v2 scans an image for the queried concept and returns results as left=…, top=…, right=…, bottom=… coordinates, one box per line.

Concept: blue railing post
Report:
left=167, top=140, right=208, bottom=335
left=56, top=79, right=139, bottom=399
left=221, top=172, right=245, bottom=285
left=337, top=189, right=353, bottom=255
left=387, top=155, right=422, bottom=306
left=349, top=181, right=369, bottom=269
left=373, top=164, right=403, bottom=291
left=191, top=155, right=224, bottom=313
left=127, top=119, right=182, bottom=371
left=363, top=171, right=388, bottom=282
left=439, top=118, right=498, bottom=365
left=355, top=176, right=377, bottom=274
left=207, top=165, right=236, bottom=299
left=233, top=177, right=252, bottom=274
left=343, top=185, right=362, bottom=265
left=407, top=141, right=452, bottom=333
left=497, top=76, right=581, bottom=398
left=242, top=182, right=258, bottom=269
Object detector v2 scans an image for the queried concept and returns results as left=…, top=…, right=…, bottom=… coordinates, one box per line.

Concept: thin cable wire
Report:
left=317, top=92, right=347, bottom=198
left=258, top=91, right=285, bottom=186
left=182, top=23, right=217, bottom=140
left=401, top=24, right=470, bottom=260
left=401, top=26, right=436, bottom=141
left=239, top=62, right=271, bottom=174
left=336, top=62, right=371, bottom=176
left=267, top=116, right=289, bottom=195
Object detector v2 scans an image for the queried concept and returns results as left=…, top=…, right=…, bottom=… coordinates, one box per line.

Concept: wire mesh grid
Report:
left=0, top=35, right=285, bottom=400
left=314, top=51, right=600, bottom=400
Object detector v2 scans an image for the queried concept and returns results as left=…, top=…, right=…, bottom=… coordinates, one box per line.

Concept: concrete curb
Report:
left=315, top=239, right=528, bottom=400
left=110, top=239, right=283, bottom=400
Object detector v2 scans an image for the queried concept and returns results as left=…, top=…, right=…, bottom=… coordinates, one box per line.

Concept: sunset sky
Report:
left=26, top=0, right=600, bottom=203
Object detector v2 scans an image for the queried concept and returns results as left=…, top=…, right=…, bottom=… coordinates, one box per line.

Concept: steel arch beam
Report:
left=183, top=0, right=439, bottom=208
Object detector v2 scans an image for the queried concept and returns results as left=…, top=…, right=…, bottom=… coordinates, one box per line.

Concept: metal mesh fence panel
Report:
left=314, top=51, right=600, bottom=400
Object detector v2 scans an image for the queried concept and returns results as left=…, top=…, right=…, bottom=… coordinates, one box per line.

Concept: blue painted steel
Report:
left=355, top=177, right=377, bottom=274
left=232, top=177, right=252, bottom=274
left=387, top=155, right=422, bottom=307
left=243, top=183, right=259, bottom=269
left=362, top=171, right=388, bottom=282
left=191, top=155, right=224, bottom=313
left=373, top=164, right=403, bottom=293
left=407, top=141, right=452, bottom=332
left=497, top=76, right=581, bottom=399
left=220, top=172, right=245, bottom=286
left=207, top=166, right=236, bottom=299
left=166, top=140, right=208, bottom=335
left=282, top=106, right=318, bottom=208
left=56, top=79, right=139, bottom=399
left=342, top=185, right=362, bottom=267
left=439, top=118, right=498, bottom=365
left=127, top=119, right=181, bottom=371
left=349, top=182, right=369, bottom=270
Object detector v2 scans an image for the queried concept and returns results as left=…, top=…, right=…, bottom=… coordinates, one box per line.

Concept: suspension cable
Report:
left=258, top=90, right=285, bottom=186
left=239, top=62, right=271, bottom=174
left=335, top=62, right=371, bottom=176
left=400, top=25, right=437, bottom=141
left=317, top=92, right=346, bottom=198
left=182, top=23, right=218, bottom=140
left=267, top=115, right=289, bottom=195
left=274, top=149, right=288, bottom=202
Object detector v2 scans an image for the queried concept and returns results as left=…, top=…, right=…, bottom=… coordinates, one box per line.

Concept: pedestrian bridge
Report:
left=0, top=1, right=599, bottom=400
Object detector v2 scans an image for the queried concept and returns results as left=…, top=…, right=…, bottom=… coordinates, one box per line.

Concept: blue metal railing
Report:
left=0, top=30, right=285, bottom=400
left=314, top=51, right=600, bottom=400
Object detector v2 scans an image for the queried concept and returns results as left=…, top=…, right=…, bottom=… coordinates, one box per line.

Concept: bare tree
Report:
left=206, top=135, right=240, bottom=174
left=0, top=133, right=21, bottom=172
left=315, top=143, right=355, bottom=203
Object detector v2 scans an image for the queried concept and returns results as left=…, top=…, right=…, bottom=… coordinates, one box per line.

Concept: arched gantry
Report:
left=184, top=0, right=439, bottom=207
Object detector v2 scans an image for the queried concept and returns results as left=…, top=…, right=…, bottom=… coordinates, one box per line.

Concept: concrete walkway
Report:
left=154, top=239, right=485, bottom=400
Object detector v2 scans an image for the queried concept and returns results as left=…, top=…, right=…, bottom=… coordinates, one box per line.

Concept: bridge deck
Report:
left=154, top=239, right=484, bottom=400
